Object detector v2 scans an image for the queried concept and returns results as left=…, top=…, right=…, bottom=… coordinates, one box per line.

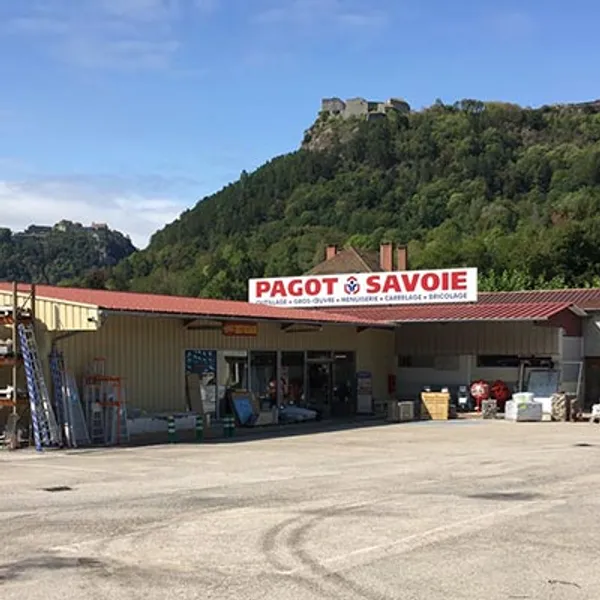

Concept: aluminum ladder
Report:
left=50, top=349, right=90, bottom=447
left=18, top=323, right=61, bottom=450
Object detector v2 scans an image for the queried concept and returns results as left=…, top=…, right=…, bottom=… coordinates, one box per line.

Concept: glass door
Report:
left=333, top=351, right=356, bottom=416
left=250, top=351, right=278, bottom=410
left=307, top=353, right=333, bottom=417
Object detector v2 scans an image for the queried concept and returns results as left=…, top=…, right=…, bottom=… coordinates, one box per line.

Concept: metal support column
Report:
left=11, top=282, right=17, bottom=416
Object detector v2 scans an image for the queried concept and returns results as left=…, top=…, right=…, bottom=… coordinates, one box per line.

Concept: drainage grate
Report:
left=42, top=486, right=73, bottom=493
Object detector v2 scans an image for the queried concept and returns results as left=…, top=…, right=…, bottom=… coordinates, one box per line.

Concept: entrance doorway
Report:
left=306, top=351, right=356, bottom=418
left=307, top=360, right=332, bottom=417
left=585, top=358, right=600, bottom=409
left=332, top=352, right=356, bottom=416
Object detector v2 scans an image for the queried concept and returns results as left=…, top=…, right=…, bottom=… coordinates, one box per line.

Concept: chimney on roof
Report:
left=379, top=242, right=393, bottom=271
left=397, top=245, right=408, bottom=271
left=326, top=245, right=338, bottom=261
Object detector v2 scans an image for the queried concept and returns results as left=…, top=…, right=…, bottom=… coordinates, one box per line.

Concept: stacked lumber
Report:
left=420, top=392, right=450, bottom=421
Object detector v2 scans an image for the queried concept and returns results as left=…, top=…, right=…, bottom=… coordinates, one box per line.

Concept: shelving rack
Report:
left=0, top=283, right=36, bottom=449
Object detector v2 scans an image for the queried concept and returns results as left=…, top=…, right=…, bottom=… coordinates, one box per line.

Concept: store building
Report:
left=249, top=244, right=600, bottom=409
left=3, top=250, right=600, bottom=427
left=0, top=284, right=395, bottom=422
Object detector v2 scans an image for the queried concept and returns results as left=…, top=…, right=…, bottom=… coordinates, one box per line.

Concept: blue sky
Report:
left=0, top=0, right=598, bottom=247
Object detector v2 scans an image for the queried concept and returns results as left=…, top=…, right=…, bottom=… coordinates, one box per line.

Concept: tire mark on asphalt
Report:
left=288, top=512, right=394, bottom=600
left=261, top=515, right=346, bottom=599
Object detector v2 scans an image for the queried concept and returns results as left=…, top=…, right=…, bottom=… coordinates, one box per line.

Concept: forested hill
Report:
left=109, top=99, right=600, bottom=299
left=0, top=221, right=136, bottom=287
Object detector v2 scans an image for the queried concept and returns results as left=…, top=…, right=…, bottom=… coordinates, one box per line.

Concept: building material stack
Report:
left=50, top=349, right=90, bottom=448
left=505, top=393, right=543, bottom=422
left=420, top=392, right=450, bottom=421
left=83, top=358, right=129, bottom=446
left=387, top=400, right=415, bottom=422
left=18, top=323, right=61, bottom=450
left=550, top=392, right=581, bottom=422
left=481, top=399, right=498, bottom=420
left=0, top=291, right=26, bottom=449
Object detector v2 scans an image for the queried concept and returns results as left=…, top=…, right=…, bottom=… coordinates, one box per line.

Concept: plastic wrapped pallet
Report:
left=505, top=399, right=543, bottom=422
left=512, top=392, right=534, bottom=403
left=387, top=401, right=400, bottom=422
left=481, top=399, right=497, bottom=420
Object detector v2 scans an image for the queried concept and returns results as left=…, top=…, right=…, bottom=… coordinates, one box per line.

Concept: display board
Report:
left=185, top=349, right=217, bottom=415
left=526, top=369, right=560, bottom=398
left=356, top=371, right=373, bottom=414
left=248, top=268, right=478, bottom=308
left=231, top=394, right=255, bottom=426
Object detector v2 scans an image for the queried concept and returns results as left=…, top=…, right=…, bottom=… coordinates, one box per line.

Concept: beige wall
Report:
left=0, top=291, right=99, bottom=332
left=395, top=321, right=562, bottom=399
left=396, top=321, right=559, bottom=356
left=55, top=314, right=395, bottom=413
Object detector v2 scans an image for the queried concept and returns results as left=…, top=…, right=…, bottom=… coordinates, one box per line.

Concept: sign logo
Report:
left=222, top=322, right=258, bottom=337
left=344, top=276, right=360, bottom=295
left=248, top=268, right=478, bottom=308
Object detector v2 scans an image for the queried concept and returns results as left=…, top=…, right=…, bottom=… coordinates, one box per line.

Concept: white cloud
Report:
left=0, top=177, right=191, bottom=248
left=64, top=37, right=181, bottom=70
left=95, top=0, right=181, bottom=21
left=254, top=0, right=386, bottom=30
left=2, top=0, right=216, bottom=70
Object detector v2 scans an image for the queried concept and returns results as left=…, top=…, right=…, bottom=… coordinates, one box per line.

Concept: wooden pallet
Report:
left=420, top=392, right=450, bottom=421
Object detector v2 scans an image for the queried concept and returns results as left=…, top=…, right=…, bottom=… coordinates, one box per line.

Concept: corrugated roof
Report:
left=1, top=282, right=594, bottom=326
left=0, top=283, right=386, bottom=327
left=328, top=302, right=579, bottom=323
left=479, top=289, right=600, bottom=310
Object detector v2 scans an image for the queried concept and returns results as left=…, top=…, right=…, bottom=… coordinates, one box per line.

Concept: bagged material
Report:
left=512, top=392, right=534, bottom=404
left=505, top=399, right=543, bottom=422
left=482, top=399, right=497, bottom=420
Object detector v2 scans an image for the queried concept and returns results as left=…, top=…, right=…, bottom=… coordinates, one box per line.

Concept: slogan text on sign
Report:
left=248, top=268, right=478, bottom=308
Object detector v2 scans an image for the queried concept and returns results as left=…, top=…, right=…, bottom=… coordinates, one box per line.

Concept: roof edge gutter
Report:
left=391, top=317, right=554, bottom=324
left=99, top=309, right=393, bottom=330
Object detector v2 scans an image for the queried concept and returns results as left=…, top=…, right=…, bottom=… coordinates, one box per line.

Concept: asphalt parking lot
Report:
left=1, top=420, right=599, bottom=600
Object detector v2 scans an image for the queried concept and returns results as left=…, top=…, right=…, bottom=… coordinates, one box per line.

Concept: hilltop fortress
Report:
left=321, top=97, right=411, bottom=120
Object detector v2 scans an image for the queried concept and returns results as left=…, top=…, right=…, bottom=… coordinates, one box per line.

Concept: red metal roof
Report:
left=0, top=283, right=385, bottom=327
left=0, top=282, right=593, bottom=325
left=328, top=301, right=579, bottom=323
left=479, top=289, right=600, bottom=309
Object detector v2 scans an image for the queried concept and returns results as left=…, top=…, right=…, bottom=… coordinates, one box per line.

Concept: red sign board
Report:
left=222, top=322, right=258, bottom=337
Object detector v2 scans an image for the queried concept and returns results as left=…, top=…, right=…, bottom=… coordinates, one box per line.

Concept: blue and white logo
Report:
left=344, top=276, right=360, bottom=295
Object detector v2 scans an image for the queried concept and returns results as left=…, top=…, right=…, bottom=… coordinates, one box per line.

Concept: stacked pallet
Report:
left=420, top=392, right=450, bottom=421
left=551, top=393, right=581, bottom=422
left=482, top=399, right=498, bottom=420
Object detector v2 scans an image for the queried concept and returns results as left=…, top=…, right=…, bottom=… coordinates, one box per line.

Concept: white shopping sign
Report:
left=248, top=268, right=478, bottom=308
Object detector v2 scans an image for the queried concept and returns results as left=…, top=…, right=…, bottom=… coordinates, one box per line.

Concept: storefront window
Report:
left=217, top=351, right=248, bottom=418
left=282, top=351, right=305, bottom=405
left=250, top=351, right=277, bottom=410
left=185, top=350, right=217, bottom=417
left=333, top=351, right=356, bottom=416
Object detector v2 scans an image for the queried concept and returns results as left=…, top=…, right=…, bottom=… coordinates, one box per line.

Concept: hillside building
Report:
left=321, top=97, right=411, bottom=121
